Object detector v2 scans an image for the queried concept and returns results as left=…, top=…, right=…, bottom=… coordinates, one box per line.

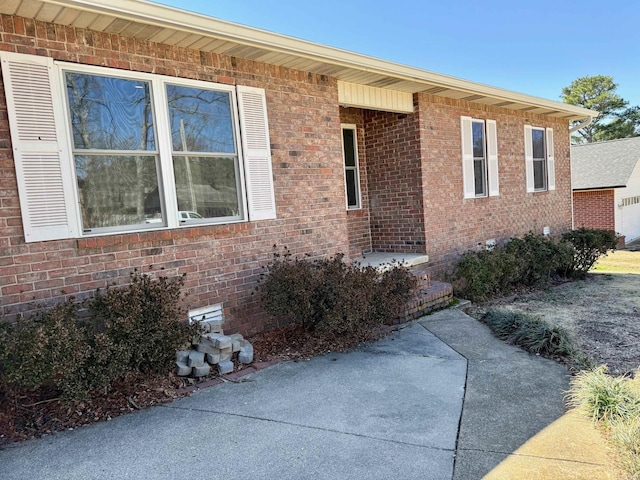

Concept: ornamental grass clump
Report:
left=481, top=309, right=577, bottom=359
left=567, top=368, right=640, bottom=479
left=567, top=367, right=640, bottom=423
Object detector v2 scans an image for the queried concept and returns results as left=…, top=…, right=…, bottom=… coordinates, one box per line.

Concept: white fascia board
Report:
left=42, top=0, right=597, bottom=119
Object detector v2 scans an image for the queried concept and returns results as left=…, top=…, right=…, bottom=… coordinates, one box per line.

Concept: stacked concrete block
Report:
left=175, top=328, right=254, bottom=378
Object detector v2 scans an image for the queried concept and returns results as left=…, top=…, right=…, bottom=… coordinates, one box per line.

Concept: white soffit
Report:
left=0, top=0, right=598, bottom=121
left=338, top=81, right=413, bottom=113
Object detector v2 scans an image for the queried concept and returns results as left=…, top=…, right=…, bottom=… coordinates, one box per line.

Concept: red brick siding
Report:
left=416, top=93, right=573, bottom=274
left=573, top=190, right=615, bottom=231
left=339, top=107, right=372, bottom=257
left=0, top=14, right=349, bottom=334
left=363, top=104, right=427, bottom=254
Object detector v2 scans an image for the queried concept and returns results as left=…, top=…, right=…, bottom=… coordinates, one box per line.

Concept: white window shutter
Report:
left=546, top=127, right=555, bottom=191
left=486, top=119, right=499, bottom=197
left=524, top=125, right=535, bottom=193
left=0, top=52, right=77, bottom=242
left=236, top=86, right=276, bottom=221
left=460, top=116, right=475, bottom=199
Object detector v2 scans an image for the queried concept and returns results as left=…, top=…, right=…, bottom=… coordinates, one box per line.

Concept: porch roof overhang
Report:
left=1, top=0, right=597, bottom=121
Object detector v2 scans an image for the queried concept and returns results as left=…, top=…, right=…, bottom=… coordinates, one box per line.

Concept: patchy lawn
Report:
left=593, top=249, right=640, bottom=274
left=468, top=249, right=640, bottom=376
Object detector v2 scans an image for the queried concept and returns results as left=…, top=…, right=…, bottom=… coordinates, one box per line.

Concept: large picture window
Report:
left=1, top=52, right=276, bottom=241
left=63, top=70, right=246, bottom=234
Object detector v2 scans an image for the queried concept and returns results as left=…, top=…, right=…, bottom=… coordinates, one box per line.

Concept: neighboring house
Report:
left=572, top=137, right=640, bottom=244
left=0, top=0, right=596, bottom=333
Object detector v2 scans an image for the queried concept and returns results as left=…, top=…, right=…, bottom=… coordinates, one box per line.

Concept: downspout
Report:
left=568, top=116, right=593, bottom=230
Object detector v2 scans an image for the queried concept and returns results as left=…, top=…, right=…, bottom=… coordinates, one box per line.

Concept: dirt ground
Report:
left=469, top=250, right=640, bottom=376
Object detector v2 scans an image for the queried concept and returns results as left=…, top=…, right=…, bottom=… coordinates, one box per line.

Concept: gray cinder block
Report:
left=238, top=342, right=254, bottom=364
left=187, top=350, right=205, bottom=367
left=217, top=360, right=234, bottom=375
left=192, top=363, right=211, bottom=377
left=175, top=361, right=191, bottom=376
left=206, top=352, right=221, bottom=364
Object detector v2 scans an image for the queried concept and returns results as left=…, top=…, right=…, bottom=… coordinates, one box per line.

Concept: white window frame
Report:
left=341, top=124, right=362, bottom=210
left=58, top=63, right=247, bottom=234
left=1, top=51, right=276, bottom=242
left=461, top=116, right=499, bottom=199
left=524, top=125, right=555, bottom=193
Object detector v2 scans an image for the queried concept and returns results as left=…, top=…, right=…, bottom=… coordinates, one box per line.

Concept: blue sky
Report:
left=155, top=0, right=640, bottom=108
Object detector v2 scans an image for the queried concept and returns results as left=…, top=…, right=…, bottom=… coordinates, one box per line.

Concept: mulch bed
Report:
left=0, top=323, right=390, bottom=448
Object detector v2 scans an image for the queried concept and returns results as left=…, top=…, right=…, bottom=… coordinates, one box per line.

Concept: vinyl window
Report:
left=1, top=52, right=276, bottom=241
left=461, top=116, right=499, bottom=198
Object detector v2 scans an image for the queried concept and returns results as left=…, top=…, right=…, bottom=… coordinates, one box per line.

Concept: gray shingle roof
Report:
left=571, top=137, right=640, bottom=190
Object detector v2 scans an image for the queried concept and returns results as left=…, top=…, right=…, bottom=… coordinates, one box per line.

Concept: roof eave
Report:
left=11, top=0, right=599, bottom=120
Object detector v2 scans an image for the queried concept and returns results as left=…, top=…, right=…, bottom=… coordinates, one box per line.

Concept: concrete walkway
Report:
left=0, top=309, right=617, bottom=479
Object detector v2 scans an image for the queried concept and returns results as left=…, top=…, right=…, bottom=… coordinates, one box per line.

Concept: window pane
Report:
left=472, top=121, right=485, bottom=159
left=345, top=168, right=358, bottom=207
left=172, top=156, right=240, bottom=219
left=533, top=158, right=546, bottom=190
left=75, top=155, right=161, bottom=229
left=343, top=129, right=356, bottom=167
left=167, top=85, right=235, bottom=154
left=474, top=158, right=486, bottom=196
left=66, top=73, right=155, bottom=151
left=532, top=129, right=545, bottom=159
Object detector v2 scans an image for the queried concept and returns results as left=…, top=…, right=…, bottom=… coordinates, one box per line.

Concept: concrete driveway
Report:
left=0, top=309, right=582, bottom=479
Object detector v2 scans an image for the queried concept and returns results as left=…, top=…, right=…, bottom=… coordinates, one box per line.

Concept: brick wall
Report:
left=363, top=104, right=427, bottom=254
left=0, top=14, right=349, bottom=334
left=416, top=93, right=573, bottom=273
left=339, top=107, right=372, bottom=257
left=573, top=189, right=615, bottom=231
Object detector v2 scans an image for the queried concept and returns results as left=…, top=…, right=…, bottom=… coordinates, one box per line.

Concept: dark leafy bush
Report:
left=561, top=228, right=619, bottom=278
left=453, top=233, right=575, bottom=302
left=89, top=272, right=198, bottom=375
left=0, top=271, right=198, bottom=400
left=258, top=250, right=417, bottom=337
left=504, top=233, right=574, bottom=286
left=0, top=301, right=89, bottom=397
left=482, top=309, right=577, bottom=358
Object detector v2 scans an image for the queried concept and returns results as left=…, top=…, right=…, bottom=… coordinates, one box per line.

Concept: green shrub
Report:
left=258, top=250, right=417, bottom=337
left=0, top=301, right=88, bottom=397
left=0, top=271, right=198, bottom=400
left=89, top=272, right=198, bottom=375
left=561, top=228, right=619, bottom=278
left=453, top=233, right=574, bottom=302
left=481, top=309, right=577, bottom=358
left=504, top=233, right=574, bottom=287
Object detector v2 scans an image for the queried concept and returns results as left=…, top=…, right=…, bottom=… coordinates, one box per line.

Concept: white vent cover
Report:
left=189, top=304, right=224, bottom=325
